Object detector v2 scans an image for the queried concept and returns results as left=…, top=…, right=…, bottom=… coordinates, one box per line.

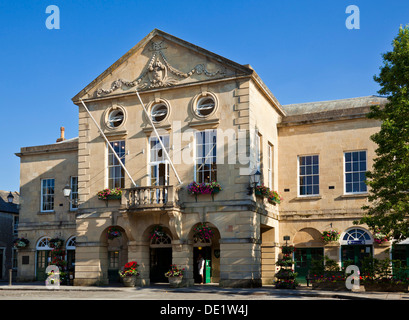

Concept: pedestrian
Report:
left=197, top=254, right=205, bottom=284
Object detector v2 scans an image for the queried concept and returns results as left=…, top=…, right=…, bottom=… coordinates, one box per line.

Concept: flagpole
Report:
left=79, top=98, right=137, bottom=188
left=135, top=90, right=183, bottom=185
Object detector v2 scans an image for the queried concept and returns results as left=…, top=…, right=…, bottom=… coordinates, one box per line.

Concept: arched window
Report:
left=150, top=232, right=172, bottom=246
left=66, top=236, right=76, bottom=250
left=341, top=228, right=373, bottom=245
left=36, top=237, right=51, bottom=250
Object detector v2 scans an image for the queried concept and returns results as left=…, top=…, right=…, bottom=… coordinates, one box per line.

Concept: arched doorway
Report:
left=293, top=228, right=324, bottom=284
left=191, top=223, right=220, bottom=284
left=341, top=228, right=373, bottom=268
left=149, top=225, right=172, bottom=283
left=36, top=237, right=52, bottom=281
left=102, top=226, right=128, bottom=284
left=66, top=236, right=76, bottom=284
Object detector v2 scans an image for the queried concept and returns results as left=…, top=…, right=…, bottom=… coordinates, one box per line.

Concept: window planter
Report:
left=97, top=188, right=122, bottom=201
left=187, top=181, right=222, bottom=202
left=254, top=185, right=282, bottom=206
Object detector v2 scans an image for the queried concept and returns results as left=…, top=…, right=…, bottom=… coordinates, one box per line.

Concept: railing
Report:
left=122, top=185, right=176, bottom=209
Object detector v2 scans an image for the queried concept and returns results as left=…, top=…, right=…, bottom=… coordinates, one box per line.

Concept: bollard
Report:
left=9, top=269, right=12, bottom=286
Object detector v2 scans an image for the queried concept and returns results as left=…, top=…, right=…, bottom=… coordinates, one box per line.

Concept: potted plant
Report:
left=165, top=264, right=185, bottom=287
left=119, top=261, right=140, bottom=287
left=373, top=228, right=389, bottom=244
left=254, top=184, right=270, bottom=197
left=97, top=188, right=122, bottom=200
left=13, top=237, right=29, bottom=249
left=321, top=229, right=340, bottom=243
left=253, top=185, right=283, bottom=205
left=275, top=245, right=298, bottom=289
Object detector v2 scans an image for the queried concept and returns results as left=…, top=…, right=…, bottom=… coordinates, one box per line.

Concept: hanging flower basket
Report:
left=187, top=181, right=222, bottom=201
left=193, top=223, right=213, bottom=242
left=13, top=237, right=30, bottom=249
left=373, top=228, right=389, bottom=244
left=49, top=238, right=64, bottom=249
left=149, top=226, right=165, bottom=241
left=254, top=185, right=270, bottom=197
left=321, top=230, right=340, bottom=243
left=107, top=226, right=122, bottom=240
left=267, top=190, right=282, bottom=205
left=253, top=185, right=283, bottom=205
left=97, top=188, right=122, bottom=200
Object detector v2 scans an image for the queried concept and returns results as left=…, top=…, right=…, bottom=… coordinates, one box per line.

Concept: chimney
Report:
left=56, top=127, right=65, bottom=142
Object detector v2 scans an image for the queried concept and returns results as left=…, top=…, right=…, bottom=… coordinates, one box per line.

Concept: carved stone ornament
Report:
left=96, top=41, right=226, bottom=96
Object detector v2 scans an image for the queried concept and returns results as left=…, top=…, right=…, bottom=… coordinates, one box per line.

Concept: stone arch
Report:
left=188, top=222, right=221, bottom=284
left=293, top=227, right=324, bottom=247
left=99, top=225, right=128, bottom=283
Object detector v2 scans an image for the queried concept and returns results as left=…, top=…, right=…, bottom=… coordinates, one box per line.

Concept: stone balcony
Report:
left=120, top=185, right=180, bottom=213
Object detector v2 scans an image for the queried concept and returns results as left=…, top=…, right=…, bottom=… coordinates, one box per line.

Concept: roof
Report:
left=279, top=95, right=388, bottom=126
left=0, top=191, right=19, bottom=214
left=282, top=95, right=388, bottom=116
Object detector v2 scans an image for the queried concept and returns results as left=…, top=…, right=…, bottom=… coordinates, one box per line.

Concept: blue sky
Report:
left=1, top=0, right=409, bottom=193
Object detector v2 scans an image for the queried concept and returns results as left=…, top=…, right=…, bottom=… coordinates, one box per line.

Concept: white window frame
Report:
left=107, top=140, right=126, bottom=189
left=267, top=143, right=273, bottom=190
left=194, top=129, right=217, bottom=183
left=70, top=176, right=79, bottom=211
left=343, top=150, right=368, bottom=195
left=148, top=135, right=170, bottom=186
left=40, top=178, right=55, bottom=212
left=297, top=155, right=320, bottom=197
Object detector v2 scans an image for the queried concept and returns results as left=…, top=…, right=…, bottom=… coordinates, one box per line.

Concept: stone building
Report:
left=0, top=190, right=19, bottom=281
left=15, top=29, right=408, bottom=287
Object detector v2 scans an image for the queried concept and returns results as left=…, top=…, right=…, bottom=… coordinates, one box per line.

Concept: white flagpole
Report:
left=79, top=98, right=137, bottom=188
left=135, top=90, right=183, bottom=185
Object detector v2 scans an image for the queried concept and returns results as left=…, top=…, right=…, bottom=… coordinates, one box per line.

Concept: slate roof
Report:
left=0, top=190, right=19, bottom=214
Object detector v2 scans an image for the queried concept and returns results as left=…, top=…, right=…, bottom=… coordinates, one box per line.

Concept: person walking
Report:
left=197, top=254, right=205, bottom=284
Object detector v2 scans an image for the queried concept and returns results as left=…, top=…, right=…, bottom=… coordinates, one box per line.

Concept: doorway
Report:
left=150, top=247, right=172, bottom=283
left=294, top=247, right=324, bottom=284
left=341, top=245, right=373, bottom=268
left=193, top=246, right=211, bottom=284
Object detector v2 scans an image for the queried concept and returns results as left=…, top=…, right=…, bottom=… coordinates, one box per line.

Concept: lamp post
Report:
left=247, top=170, right=261, bottom=195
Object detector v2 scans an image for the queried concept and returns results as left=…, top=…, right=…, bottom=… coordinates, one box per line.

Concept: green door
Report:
left=294, top=248, right=323, bottom=284
left=36, top=250, right=51, bottom=281
left=341, top=245, right=372, bottom=268
left=392, top=244, right=409, bottom=277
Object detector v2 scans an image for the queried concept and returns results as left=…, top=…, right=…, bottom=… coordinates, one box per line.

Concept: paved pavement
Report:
left=0, top=282, right=408, bottom=300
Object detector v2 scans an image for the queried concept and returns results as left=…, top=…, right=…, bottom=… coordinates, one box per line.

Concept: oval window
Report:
left=196, top=97, right=215, bottom=117
left=108, top=109, right=124, bottom=128
left=151, top=104, right=168, bottom=123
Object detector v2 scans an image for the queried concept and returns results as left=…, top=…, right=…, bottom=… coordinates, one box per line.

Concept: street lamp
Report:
left=7, top=192, right=14, bottom=204
left=247, top=170, right=262, bottom=195
left=63, top=184, right=72, bottom=198
left=63, top=184, right=78, bottom=207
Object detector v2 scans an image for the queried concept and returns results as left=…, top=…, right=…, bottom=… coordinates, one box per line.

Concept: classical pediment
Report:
left=72, top=29, right=253, bottom=101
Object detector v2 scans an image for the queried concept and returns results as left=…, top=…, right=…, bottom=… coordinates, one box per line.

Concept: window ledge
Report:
left=37, top=211, right=55, bottom=215
left=294, top=195, right=322, bottom=201
left=341, top=193, right=369, bottom=199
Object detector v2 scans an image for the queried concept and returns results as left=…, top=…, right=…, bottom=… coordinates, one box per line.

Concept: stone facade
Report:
left=15, top=30, right=397, bottom=287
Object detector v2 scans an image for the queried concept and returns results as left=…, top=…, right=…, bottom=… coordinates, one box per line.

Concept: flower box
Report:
left=97, top=188, right=122, bottom=200
left=119, top=261, right=140, bottom=287
left=187, top=181, right=222, bottom=201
